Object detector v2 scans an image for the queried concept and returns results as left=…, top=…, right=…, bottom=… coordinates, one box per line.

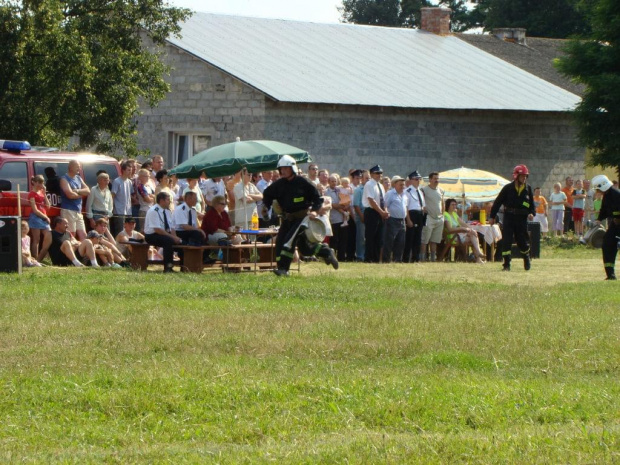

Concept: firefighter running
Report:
left=489, top=164, right=535, bottom=271
left=592, top=174, right=620, bottom=280
left=262, top=155, right=338, bottom=277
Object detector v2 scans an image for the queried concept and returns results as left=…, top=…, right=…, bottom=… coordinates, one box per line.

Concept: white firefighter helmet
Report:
left=277, top=154, right=298, bottom=174
left=592, top=174, right=613, bottom=192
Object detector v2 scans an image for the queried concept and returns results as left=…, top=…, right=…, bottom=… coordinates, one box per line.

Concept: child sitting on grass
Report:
left=21, top=221, right=42, bottom=267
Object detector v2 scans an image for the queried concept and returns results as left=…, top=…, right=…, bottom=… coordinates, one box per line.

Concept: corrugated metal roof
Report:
left=167, top=13, right=580, bottom=112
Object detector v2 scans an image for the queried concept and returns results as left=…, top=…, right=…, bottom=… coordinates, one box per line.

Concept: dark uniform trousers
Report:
left=145, top=233, right=176, bottom=269
left=276, top=217, right=332, bottom=271
left=501, top=213, right=530, bottom=264
left=346, top=216, right=357, bottom=261
left=403, top=210, right=424, bottom=262
left=364, top=207, right=384, bottom=263
left=602, top=220, right=619, bottom=274
left=330, top=221, right=348, bottom=262
left=176, top=229, right=204, bottom=246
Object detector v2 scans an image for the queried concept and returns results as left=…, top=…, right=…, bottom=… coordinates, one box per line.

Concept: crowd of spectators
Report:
left=21, top=156, right=619, bottom=270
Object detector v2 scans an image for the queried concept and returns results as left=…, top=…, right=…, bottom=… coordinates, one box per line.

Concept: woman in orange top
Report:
left=533, top=187, right=548, bottom=237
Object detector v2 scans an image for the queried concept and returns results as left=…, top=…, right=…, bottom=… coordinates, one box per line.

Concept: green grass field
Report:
left=1, top=246, right=619, bottom=463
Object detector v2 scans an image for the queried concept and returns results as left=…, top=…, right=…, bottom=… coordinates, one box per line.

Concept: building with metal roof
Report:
left=135, top=10, right=585, bottom=193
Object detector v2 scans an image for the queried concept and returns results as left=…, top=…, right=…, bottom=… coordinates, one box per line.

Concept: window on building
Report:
left=172, top=134, right=211, bottom=166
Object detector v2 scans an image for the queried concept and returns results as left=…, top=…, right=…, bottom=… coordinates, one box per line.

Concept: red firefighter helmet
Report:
left=513, top=164, right=529, bottom=179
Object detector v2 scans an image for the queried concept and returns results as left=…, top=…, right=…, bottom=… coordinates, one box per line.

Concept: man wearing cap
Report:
left=363, top=165, right=389, bottom=263
left=382, top=176, right=408, bottom=262
left=403, top=170, right=426, bottom=262
left=144, top=191, right=181, bottom=273
left=421, top=172, right=444, bottom=262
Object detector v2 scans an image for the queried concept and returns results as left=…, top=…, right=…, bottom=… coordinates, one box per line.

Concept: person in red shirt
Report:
left=28, top=175, right=52, bottom=261
left=201, top=195, right=242, bottom=246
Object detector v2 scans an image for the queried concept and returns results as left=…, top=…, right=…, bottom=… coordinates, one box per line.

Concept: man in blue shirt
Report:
left=352, top=169, right=368, bottom=261
left=382, top=175, right=408, bottom=263
left=59, top=160, right=90, bottom=241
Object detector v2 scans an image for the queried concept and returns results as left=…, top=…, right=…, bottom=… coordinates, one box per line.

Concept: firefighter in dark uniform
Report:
left=489, top=164, right=535, bottom=271
left=592, top=174, right=620, bottom=280
left=262, top=155, right=338, bottom=277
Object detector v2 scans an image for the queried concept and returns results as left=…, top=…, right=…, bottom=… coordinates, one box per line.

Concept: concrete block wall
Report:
left=264, top=102, right=585, bottom=196
left=136, top=43, right=585, bottom=196
left=135, top=44, right=267, bottom=166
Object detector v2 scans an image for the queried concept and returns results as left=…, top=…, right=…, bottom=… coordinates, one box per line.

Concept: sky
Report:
left=167, top=0, right=342, bottom=23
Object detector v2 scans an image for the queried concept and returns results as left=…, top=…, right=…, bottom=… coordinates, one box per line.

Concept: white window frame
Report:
left=171, top=133, right=211, bottom=166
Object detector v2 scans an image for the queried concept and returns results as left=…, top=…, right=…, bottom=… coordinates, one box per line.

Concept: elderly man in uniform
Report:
left=144, top=191, right=181, bottom=273
left=262, top=155, right=338, bottom=277
left=363, top=165, right=389, bottom=263
left=489, top=164, right=535, bottom=271
left=173, top=191, right=206, bottom=246
left=382, top=175, right=408, bottom=263
left=592, top=174, right=620, bottom=280
left=403, top=170, right=426, bottom=263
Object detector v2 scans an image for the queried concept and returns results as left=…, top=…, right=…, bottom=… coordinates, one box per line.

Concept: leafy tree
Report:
left=340, top=0, right=476, bottom=32
left=477, top=0, right=592, bottom=38
left=556, top=0, right=620, bottom=177
left=0, top=0, right=191, bottom=156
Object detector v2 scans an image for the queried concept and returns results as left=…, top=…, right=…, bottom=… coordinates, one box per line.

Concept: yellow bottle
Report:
left=251, top=210, right=259, bottom=230
left=479, top=209, right=486, bottom=224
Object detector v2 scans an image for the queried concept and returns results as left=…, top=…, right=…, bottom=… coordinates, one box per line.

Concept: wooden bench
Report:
left=125, top=242, right=151, bottom=270
left=174, top=242, right=277, bottom=273
left=125, top=242, right=181, bottom=270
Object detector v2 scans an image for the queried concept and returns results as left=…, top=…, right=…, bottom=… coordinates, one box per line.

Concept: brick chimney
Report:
left=493, top=28, right=527, bottom=46
left=420, top=8, right=451, bottom=35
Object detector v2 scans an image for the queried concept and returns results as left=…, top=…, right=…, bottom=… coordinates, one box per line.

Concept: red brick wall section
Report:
left=421, top=8, right=451, bottom=35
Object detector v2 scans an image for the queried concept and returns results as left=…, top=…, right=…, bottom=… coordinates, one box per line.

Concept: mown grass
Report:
left=0, top=247, right=618, bottom=463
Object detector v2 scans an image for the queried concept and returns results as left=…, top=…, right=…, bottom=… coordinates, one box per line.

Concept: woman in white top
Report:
left=232, top=169, right=262, bottom=228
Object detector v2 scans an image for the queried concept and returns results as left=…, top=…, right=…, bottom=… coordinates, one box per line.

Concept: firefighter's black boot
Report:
left=605, top=267, right=617, bottom=280
left=502, top=256, right=511, bottom=271
left=523, top=254, right=531, bottom=271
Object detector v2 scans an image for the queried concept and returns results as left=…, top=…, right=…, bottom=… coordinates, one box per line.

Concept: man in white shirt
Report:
left=111, top=161, right=134, bottom=237
left=307, top=163, right=320, bottom=186
left=200, top=176, right=224, bottom=209
left=173, top=191, right=206, bottom=246
left=403, top=170, right=426, bottom=262
left=362, top=165, right=389, bottom=263
left=144, top=191, right=181, bottom=272
left=421, top=172, right=445, bottom=262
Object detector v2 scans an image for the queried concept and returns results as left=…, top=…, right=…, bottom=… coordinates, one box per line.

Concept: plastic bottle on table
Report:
left=251, top=210, right=259, bottom=230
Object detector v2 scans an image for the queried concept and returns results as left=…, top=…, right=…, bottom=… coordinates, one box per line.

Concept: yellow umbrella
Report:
left=436, top=167, right=510, bottom=203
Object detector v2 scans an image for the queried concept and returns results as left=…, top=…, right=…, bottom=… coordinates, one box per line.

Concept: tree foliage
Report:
left=340, top=0, right=593, bottom=37
left=556, top=0, right=620, bottom=176
left=0, top=0, right=191, bottom=156
left=340, top=0, right=475, bottom=32
left=480, top=0, right=592, bottom=38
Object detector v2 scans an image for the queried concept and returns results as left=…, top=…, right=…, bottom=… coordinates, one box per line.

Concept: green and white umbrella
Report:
left=169, top=139, right=311, bottom=179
